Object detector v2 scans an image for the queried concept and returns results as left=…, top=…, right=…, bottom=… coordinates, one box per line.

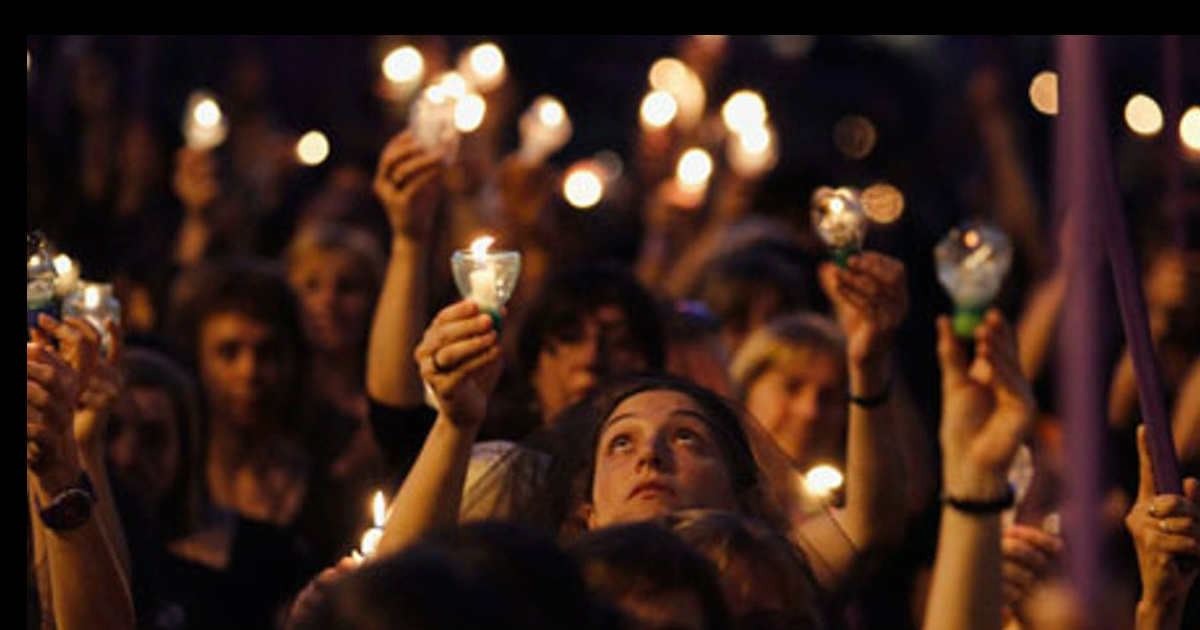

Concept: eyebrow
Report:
left=601, top=407, right=713, bottom=432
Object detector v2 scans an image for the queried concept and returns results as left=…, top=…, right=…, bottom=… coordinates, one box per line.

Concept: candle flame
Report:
left=470, top=235, right=496, bottom=258
left=53, top=254, right=74, bottom=276
left=537, top=97, right=566, bottom=128
left=803, top=464, right=844, bottom=499
left=83, top=285, right=101, bottom=310
left=963, top=229, right=981, bottom=249
left=828, top=197, right=845, bottom=214
left=372, top=491, right=387, bottom=526
left=360, top=528, right=383, bottom=557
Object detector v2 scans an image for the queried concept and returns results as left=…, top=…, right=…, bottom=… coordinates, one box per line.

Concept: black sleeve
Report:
left=368, top=397, right=437, bottom=484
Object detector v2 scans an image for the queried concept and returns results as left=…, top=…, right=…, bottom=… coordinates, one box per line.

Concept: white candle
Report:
left=468, top=236, right=500, bottom=312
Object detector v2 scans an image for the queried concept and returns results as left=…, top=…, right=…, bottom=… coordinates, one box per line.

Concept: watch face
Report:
left=39, top=486, right=95, bottom=531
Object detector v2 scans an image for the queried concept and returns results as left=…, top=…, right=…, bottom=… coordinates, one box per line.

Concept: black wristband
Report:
left=942, top=485, right=1015, bottom=514
left=848, top=380, right=891, bottom=408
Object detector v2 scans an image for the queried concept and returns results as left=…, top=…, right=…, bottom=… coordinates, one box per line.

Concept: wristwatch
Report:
left=36, top=472, right=96, bottom=532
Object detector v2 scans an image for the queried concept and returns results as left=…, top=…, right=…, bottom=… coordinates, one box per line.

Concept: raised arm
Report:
left=795, top=253, right=910, bottom=591
left=923, top=310, right=1035, bottom=630
left=366, top=130, right=446, bottom=408
left=377, top=300, right=502, bottom=554
left=27, top=336, right=135, bottom=630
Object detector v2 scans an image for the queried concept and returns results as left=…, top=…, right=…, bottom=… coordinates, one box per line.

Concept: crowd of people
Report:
left=27, top=35, right=1199, bottom=630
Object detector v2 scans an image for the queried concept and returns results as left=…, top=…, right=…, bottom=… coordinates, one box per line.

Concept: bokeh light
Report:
left=296, top=130, right=330, bottom=166
left=563, top=162, right=605, bottom=209
left=383, top=45, right=424, bottom=84
left=721, top=90, right=768, bottom=135
left=861, top=182, right=905, bottom=224
left=676, top=147, right=713, bottom=189
left=454, top=93, right=487, bottom=132
left=1124, top=93, right=1163, bottom=136
left=1028, top=70, right=1059, bottom=116
left=832, top=114, right=877, bottom=160
left=640, top=90, right=679, bottom=129
left=1181, top=105, right=1200, bottom=152
left=462, top=42, right=506, bottom=92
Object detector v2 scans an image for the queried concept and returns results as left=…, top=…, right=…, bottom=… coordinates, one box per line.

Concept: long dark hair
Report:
left=466, top=372, right=788, bottom=542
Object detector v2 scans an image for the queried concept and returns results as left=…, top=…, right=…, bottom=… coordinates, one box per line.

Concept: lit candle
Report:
left=811, top=186, right=869, bottom=267
left=518, top=95, right=572, bottom=165
left=63, top=282, right=121, bottom=357
left=352, top=490, right=388, bottom=563
left=802, top=464, right=844, bottom=503
left=182, top=90, right=227, bottom=151
left=458, top=42, right=506, bottom=93
left=467, top=236, right=500, bottom=312
left=410, top=80, right=460, bottom=161
left=450, top=236, right=522, bottom=330
left=726, top=123, right=777, bottom=178
left=382, top=45, right=425, bottom=99
left=52, top=253, right=80, bottom=298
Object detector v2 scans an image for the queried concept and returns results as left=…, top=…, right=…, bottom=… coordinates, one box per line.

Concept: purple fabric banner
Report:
left=1055, top=34, right=1109, bottom=630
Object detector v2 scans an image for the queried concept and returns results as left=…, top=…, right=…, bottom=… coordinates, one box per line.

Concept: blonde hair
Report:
left=728, top=312, right=846, bottom=400
left=284, top=222, right=386, bottom=293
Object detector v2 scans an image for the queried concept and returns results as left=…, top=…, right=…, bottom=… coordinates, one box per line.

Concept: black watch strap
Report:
left=36, top=472, right=96, bottom=532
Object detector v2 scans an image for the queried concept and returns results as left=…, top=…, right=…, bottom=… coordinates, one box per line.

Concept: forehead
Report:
left=763, top=347, right=844, bottom=383
left=290, top=248, right=366, bottom=279
left=199, top=311, right=276, bottom=344
left=603, top=389, right=709, bottom=431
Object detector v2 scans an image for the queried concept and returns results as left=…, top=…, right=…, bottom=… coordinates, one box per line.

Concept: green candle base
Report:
left=952, top=306, right=985, bottom=339
left=830, top=245, right=861, bottom=269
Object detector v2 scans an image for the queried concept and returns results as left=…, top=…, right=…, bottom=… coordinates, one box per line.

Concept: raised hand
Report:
left=412, top=300, right=503, bottom=429
left=74, top=320, right=125, bottom=452
left=373, top=130, right=446, bottom=243
left=818, top=252, right=909, bottom=371
left=937, top=310, right=1036, bottom=500
left=1000, top=523, right=1063, bottom=612
left=1125, top=425, right=1200, bottom=616
left=28, top=342, right=83, bottom=495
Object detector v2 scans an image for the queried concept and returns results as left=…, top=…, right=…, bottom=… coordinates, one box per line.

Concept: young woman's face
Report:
left=107, top=386, right=181, bottom=511
left=743, top=348, right=846, bottom=467
left=289, top=249, right=374, bottom=355
left=197, top=311, right=288, bottom=427
left=587, top=389, right=739, bottom=529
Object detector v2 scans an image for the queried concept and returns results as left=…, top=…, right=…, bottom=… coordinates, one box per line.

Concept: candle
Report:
left=182, top=90, right=228, bottom=151
left=352, top=490, right=388, bottom=563
left=52, top=252, right=80, bottom=298
left=450, top=235, right=522, bottom=330
left=802, top=464, right=844, bottom=503
left=468, top=236, right=500, bottom=312
left=518, top=95, right=571, bottom=165
left=811, top=186, right=869, bottom=267
left=63, top=282, right=121, bottom=358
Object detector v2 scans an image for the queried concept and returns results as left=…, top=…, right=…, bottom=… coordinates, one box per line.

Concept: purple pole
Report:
left=1055, top=34, right=1108, bottom=630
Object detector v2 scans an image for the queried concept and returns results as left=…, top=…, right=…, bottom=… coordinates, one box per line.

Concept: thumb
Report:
left=936, top=315, right=968, bottom=387
left=1184, top=477, right=1199, bottom=505
left=1135, top=425, right=1157, bottom=503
